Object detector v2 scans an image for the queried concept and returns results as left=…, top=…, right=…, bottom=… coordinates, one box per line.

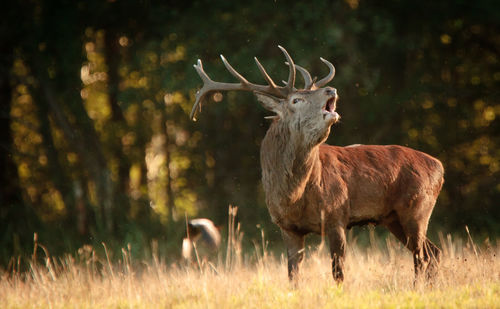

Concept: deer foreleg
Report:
left=281, top=229, right=305, bottom=282
left=328, top=226, right=346, bottom=282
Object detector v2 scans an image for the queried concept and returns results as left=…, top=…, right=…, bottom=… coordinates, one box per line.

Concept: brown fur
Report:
left=258, top=89, right=444, bottom=282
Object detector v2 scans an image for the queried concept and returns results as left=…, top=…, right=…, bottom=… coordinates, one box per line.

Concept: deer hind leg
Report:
left=385, top=219, right=425, bottom=280
left=407, top=232, right=426, bottom=279
left=401, top=218, right=439, bottom=281
left=385, top=218, right=424, bottom=278
left=327, top=226, right=346, bottom=283
left=281, top=229, right=305, bottom=282
left=386, top=214, right=440, bottom=281
left=390, top=191, right=441, bottom=281
left=409, top=236, right=442, bottom=282
left=384, top=213, right=408, bottom=244
left=423, top=238, right=441, bottom=279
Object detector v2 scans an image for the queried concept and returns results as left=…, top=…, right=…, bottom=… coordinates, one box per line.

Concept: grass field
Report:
left=1, top=231, right=499, bottom=309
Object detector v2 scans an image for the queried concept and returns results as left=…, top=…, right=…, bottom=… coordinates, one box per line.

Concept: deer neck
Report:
left=260, top=121, right=322, bottom=208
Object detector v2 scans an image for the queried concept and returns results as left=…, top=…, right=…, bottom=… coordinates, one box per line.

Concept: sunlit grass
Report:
left=1, top=232, right=499, bottom=308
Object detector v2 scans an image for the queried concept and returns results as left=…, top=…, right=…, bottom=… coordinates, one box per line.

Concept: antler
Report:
left=314, top=58, right=335, bottom=88
left=189, top=47, right=335, bottom=120
left=190, top=45, right=296, bottom=120
left=295, top=58, right=335, bottom=90
left=294, top=64, right=314, bottom=90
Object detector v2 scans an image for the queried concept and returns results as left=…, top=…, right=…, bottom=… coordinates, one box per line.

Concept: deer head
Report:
left=190, top=46, right=339, bottom=146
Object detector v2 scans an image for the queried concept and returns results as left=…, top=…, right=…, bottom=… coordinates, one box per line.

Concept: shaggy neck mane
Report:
left=260, top=120, right=322, bottom=208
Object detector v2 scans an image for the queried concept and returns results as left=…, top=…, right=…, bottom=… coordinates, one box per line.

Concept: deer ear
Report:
left=254, top=91, right=283, bottom=118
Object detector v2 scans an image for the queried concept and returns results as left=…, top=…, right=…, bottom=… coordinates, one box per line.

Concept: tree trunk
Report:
left=35, top=69, right=116, bottom=234
left=0, top=45, right=39, bottom=259
left=34, top=90, right=79, bottom=226
left=104, top=28, right=132, bottom=225
left=160, top=110, right=176, bottom=223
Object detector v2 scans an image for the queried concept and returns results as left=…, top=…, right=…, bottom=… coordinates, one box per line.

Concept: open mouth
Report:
left=323, top=97, right=337, bottom=114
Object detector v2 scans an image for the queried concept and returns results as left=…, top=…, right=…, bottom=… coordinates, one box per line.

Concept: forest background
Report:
left=1, top=0, right=499, bottom=265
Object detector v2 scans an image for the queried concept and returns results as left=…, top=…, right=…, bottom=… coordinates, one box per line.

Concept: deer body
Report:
left=262, top=141, right=444, bottom=233
left=261, top=103, right=443, bottom=281
left=190, top=46, right=443, bottom=282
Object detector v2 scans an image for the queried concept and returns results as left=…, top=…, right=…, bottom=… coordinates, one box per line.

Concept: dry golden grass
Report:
left=1, top=232, right=499, bottom=309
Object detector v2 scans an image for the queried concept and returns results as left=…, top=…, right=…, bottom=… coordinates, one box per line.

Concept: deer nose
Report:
left=325, top=88, right=337, bottom=97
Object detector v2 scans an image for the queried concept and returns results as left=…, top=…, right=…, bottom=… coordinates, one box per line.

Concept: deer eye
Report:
left=292, top=98, right=302, bottom=104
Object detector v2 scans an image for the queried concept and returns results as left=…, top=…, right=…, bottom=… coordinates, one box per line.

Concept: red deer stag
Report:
left=190, top=46, right=444, bottom=282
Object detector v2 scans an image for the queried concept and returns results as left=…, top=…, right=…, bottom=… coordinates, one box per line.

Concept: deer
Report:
left=189, top=46, right=444, bottom=283
left=182, top=218, right=221, bottom=262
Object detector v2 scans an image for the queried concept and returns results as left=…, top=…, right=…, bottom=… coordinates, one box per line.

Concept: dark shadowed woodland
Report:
left=1, top=0, right=499, bottom=265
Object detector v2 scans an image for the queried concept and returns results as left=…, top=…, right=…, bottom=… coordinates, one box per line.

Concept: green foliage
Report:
left=0, top=0, right=499, bottom=264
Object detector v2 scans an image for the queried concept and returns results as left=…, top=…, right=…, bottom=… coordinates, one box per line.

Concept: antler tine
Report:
left=190, top=60, right=210, bottom=120
left=254, top=57, right=278, bottom=89
left=193, top=59, right=208, bottom=82
left=277, top=45, right=296, bottom=93
left=314, top=57, right=336, bottom=88
left=220, top=55, right=250, bottom=85
left=190, top=90, right=203, bottom=121
left=294, top=64, right=313, bottom=90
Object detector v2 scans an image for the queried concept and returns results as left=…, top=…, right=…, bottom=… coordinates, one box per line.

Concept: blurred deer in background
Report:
left=182, top=218, right=221, bottom=262
left=190, top=46, right=444, bottom=282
